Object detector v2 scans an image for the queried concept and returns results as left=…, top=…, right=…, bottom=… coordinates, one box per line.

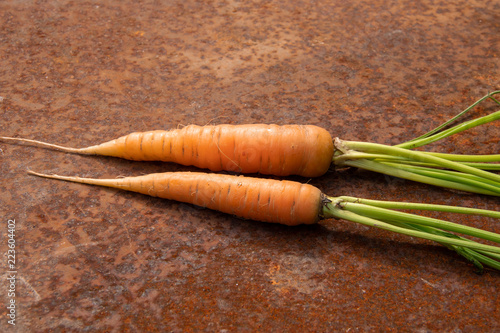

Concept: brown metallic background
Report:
left=1, top=0, right=499, bottom=331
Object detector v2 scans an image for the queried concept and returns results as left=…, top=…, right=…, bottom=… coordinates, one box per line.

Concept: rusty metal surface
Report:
left=0, top=0, right=499, bottom=331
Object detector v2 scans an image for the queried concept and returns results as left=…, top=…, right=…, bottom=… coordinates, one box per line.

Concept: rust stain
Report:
left=0, top=0, right=499, bottom=331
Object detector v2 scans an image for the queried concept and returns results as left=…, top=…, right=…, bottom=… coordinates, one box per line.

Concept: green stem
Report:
left=341, top=140, right=500, bottom=184
left=382, top=221, right=483, bottom=272
left=332, top=91, right=500, bottom=195
left=340, top=202, right=500, bottom=243
left=322, top=196, right=500, bottom=271
left=464, top=250, right=500, bottom=271
left=322, top=202, right=500, bottom=255
left=400, top=90, right=500, bottom=146
left=388, top=222, right=500, bottom=272
left=425, top=152, right=500, bottom=163
left=378, top=162, right=500, bottom=194
left=398, top=109, right=500, bottom=149
left=333, top=151, right=500, bottom=171
left=333, top=151, right=408, bottom=164
left=379, top=160, right=500, bottom=171
left=341, top=159, right=499, bottom=196
left=334, top=139, right=500, bottom=195
left=462, top=163, right=500, bottom=171
left=334, top=151, right=500, bottom=170
left=336, top=196, right=500, bottom=218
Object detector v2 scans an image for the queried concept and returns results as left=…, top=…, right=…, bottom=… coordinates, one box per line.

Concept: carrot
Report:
left=3, top=92, right=500, bottom=194
left=2, top=124, right=335, bottom=177
left=27, top=170, right=324, bottom=226
left=27, top=169, right=500, bottom=271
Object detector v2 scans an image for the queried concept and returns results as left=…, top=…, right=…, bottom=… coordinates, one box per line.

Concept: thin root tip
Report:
left=0, top=136, right=86, bottom=154
left=27, top=170, right=53, bottom=178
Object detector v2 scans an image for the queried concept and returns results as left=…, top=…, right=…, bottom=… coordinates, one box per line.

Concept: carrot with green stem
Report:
left=28, top=170, right=500, bottom=272
left=3, top=91, right=500, bottom=194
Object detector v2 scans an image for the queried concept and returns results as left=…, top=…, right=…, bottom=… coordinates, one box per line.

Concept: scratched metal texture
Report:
left=0, top=0, right=499, bottom=332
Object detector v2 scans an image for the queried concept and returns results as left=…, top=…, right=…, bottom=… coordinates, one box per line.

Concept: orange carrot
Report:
left=26, top=170, right=500, bottom=271
left=1, top=125, right=334, bottom=177
left=27, top=171, right=324, bottom=226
